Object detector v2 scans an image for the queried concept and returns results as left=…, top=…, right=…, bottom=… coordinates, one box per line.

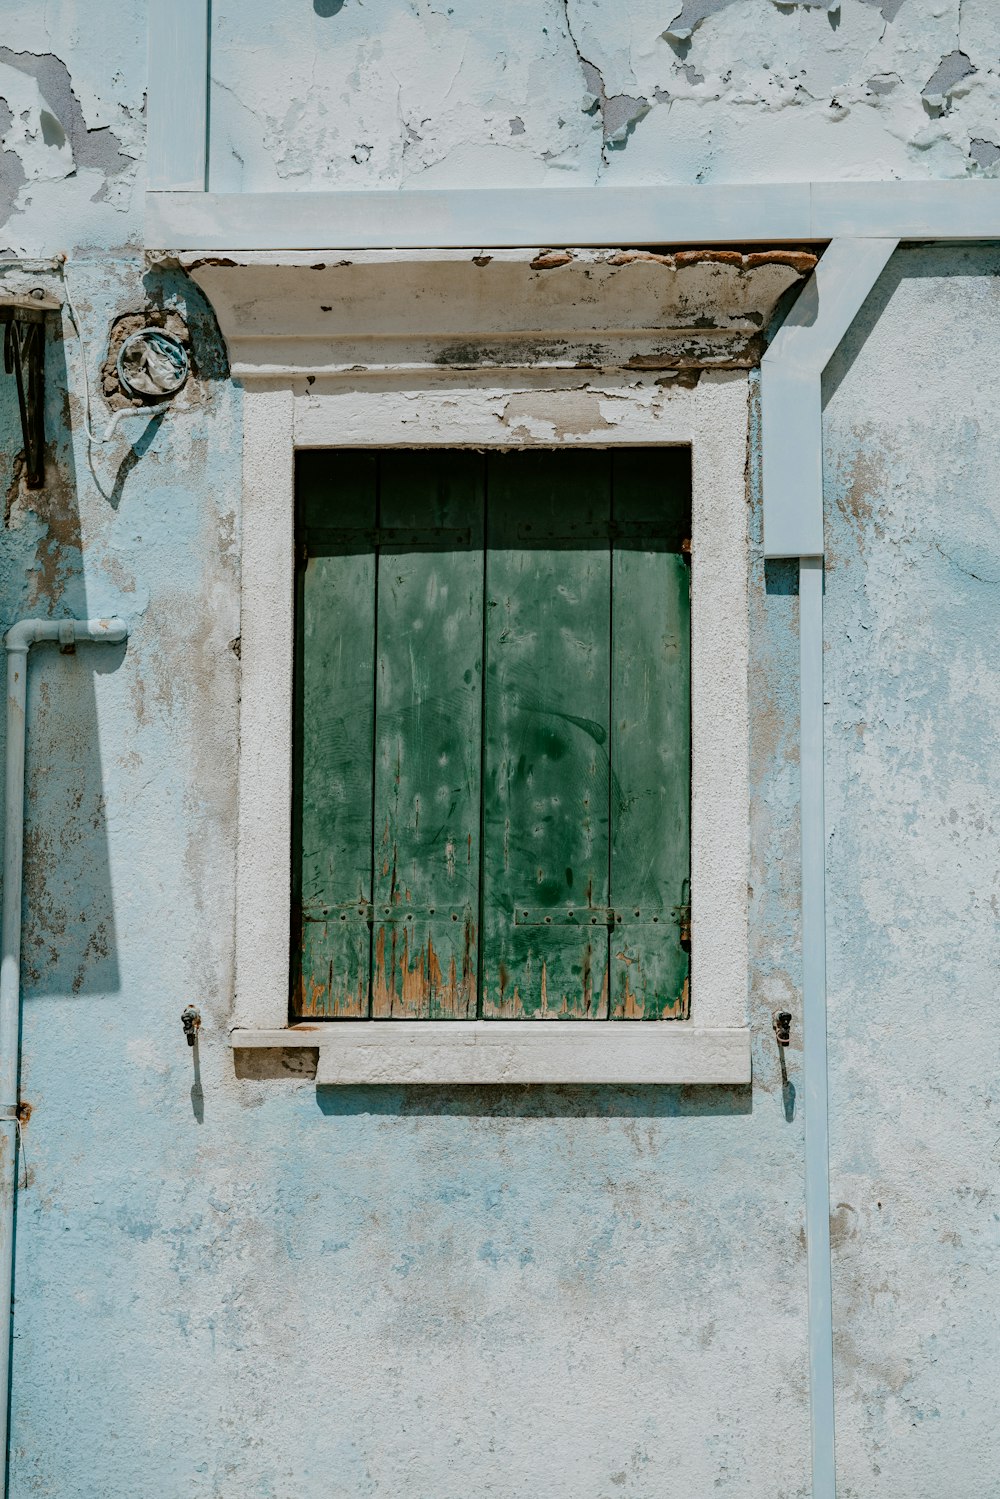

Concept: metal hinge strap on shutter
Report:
left=302, top=903, right=474, bottom=925
left=513, top=905, right=689, bottom=930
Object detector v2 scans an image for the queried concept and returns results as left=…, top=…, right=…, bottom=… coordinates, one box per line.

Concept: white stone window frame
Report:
left=229, top=373, right=750, bottom=1084
left=189, top=250, right=755, bottom=1086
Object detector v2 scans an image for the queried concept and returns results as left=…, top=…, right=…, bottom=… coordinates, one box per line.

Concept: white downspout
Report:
left=761, top=238, right=897, bottom=1499
left=0, top=616, right=127, bottom=1494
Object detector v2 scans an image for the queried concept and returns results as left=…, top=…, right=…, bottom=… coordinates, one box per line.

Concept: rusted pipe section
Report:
left=0, top=616, right=127, bottom=1493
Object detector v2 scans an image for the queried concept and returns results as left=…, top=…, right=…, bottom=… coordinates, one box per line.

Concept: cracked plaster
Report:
left=0, top=4, right=145, bottom=255
left=0, top=3, right=999, bottom=1496
left=208, top=0, right=1000, bottom=188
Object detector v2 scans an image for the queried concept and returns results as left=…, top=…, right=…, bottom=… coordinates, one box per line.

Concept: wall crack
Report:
left=560, top=0, right=650, bottom=159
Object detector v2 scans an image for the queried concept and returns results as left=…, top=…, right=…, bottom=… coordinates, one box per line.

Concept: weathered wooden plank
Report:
left=370, top=453, right=484, bottom=1017
left=609, top=449, right=691, bottom=1018
left=293, top=452, right=377, bottom=1017
left=481, top=451, right=612, bottom=1018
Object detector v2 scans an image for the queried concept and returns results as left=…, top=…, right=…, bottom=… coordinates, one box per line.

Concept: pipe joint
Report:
left=4, top=617, right=128, bottom=654
left=3, top=620, right=41, bottom=654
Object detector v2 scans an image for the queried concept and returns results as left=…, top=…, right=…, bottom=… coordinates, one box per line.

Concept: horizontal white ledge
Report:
left=146, top=181, right=1000, bottom=251
left=230, top=1022, right=751, bottom=1086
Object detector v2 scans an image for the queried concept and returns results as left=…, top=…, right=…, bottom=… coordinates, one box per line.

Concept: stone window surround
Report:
left=187, top=251, right=755, bottom=1084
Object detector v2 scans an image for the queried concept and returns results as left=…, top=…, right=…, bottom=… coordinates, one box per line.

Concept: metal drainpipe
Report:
left=761, top=238, right=898, bottom=1499
left=0, top=617, right=127, bottom=1494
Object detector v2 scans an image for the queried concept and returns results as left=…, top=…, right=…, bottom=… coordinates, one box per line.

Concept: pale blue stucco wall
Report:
left=822, top=246, right=1000, bottom=1497
left=1, top=4, right=999, bottom=1496
left=207, top=0, right=1000, bottom=190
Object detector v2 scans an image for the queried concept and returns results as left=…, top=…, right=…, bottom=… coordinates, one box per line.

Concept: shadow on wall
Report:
left=763, top=559, right=799, bottom=597
left=1, top=318, right=123, bottom=999
left=233, top=1050, right=753, bottom=1117
left=313, top=1081, right=753, bottom=1119
left=822, top=242, right=1000, bottom=410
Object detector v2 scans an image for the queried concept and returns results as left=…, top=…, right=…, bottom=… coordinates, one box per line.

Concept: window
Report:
left=232, top=369, right=749, bottom=1082
left=293, top=447, right=691, bottom=1022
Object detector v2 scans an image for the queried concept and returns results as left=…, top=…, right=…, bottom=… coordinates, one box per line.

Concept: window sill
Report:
left=230, top=1022, right=751, bottom=1086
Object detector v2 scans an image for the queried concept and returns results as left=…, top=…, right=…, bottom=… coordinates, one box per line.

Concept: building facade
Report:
left=1, top=3, right=998, bottom=1495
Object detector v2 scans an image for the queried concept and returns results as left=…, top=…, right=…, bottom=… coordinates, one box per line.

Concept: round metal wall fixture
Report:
left=116, top=327, right=189, bottom=399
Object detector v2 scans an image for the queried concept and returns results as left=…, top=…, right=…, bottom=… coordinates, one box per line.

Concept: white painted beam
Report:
left=761, top=237, right=898, bottom=559
left=230, top=1023, right=752, bottom=1086
left=145, top=181, right=1000, bottom=251
left=812, top=180, right=1000, bottom=239
left=147, top=0, right=210, bottom=191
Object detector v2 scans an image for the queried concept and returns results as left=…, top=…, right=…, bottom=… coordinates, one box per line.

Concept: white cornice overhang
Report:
left=181, top=246, right=816, bottom=381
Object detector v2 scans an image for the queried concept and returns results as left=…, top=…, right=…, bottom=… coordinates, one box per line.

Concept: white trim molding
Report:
left=183, top=247, right=814, bottom=379
left=230, top=1023, right=750, bottom=1086
left=761, top=237, right=898, bottom=559
left=147, top=0, right=209, bottom=192
left=148, top=180, right=1000, bottom=251
left=209, top=252, right=755, bottom=1084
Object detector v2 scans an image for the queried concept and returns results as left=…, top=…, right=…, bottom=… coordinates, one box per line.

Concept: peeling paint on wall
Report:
left=2, top=2, right=1000, bottom=1496
left=822, top=245, right=1000, bottom=1497
left=0, top=6, right=145, bottom=253
left=208, top=0, right=1000, bottom=189
left=0, top=49, right=132, bottom=181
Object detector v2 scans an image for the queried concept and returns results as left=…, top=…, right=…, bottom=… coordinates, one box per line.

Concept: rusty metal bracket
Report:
left=0, top=291, right=61, bottom=489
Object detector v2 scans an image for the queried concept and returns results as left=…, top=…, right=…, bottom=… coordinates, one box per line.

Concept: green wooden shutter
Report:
left=294, top=451, right=378, bottom=1017
left=481, top=451, right=613, bottom=1018
left=293, top=448, right=690, bottom=1023
left=609, top=450, right=691, bottom=1018
left=370, top=452, right=484, bottom=1017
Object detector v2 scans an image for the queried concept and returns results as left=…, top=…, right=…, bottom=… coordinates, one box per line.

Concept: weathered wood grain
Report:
left=609, top=449, right=691, bottom=1018
left=293, top=447, right=692, bottom=1022
left=371, top=452, right=484, bottom=1017
left=293, top=451, right=377, bottom=1017
left=481, top=451, right=612, bottom=1018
